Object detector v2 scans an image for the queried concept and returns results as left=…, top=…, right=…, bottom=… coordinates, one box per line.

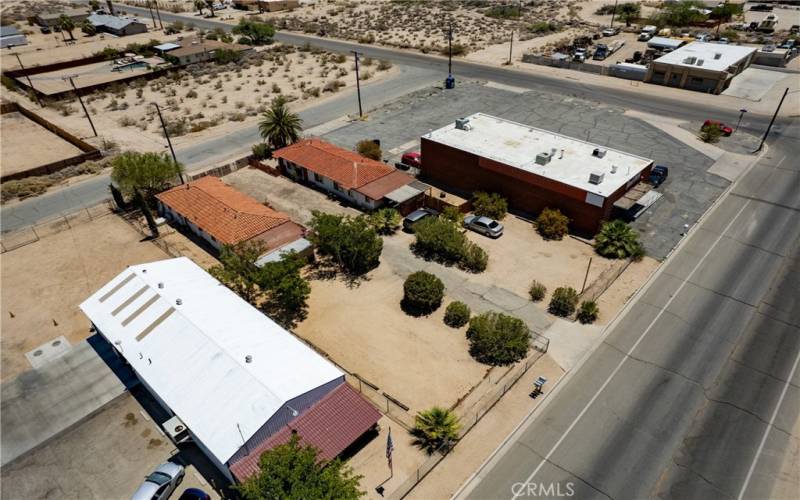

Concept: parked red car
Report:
left=401, top=151, right=421, bottom=168
left=703, top=120, right=733, bottom=136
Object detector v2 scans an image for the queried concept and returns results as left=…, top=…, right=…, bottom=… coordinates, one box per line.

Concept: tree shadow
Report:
left=306, top=259, right=372, bottom=289
left=260, top=301, right=308, bottom=330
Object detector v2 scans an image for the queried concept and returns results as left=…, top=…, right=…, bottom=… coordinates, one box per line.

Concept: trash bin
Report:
left=445, top=74, right=455, bottom=89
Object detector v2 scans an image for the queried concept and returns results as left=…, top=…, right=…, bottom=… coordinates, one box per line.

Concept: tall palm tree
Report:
left=258, top=97, right=303, bottom=150
left=410, top=407, right=461, bottom=455
left=59, top=15, right=76, bottom=41
left=594, top=220, right=644, bottom=259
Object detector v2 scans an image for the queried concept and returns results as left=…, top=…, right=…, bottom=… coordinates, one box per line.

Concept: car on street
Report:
left=132, top=462, right=185, bottom=500
left=463, top=215, right=504, bottom=238
left=649, top=165, right=669, bottom=187
left=703, top=119, right=733, bottom=136
left=401, top=151, right=421, bottom=168
left=403, top=208, right=438, bottom=231
left=179, top=488, right=211, bottom=500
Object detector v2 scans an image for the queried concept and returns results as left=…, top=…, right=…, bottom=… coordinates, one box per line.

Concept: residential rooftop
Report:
left=424, top=113, right=652, bottom=197
left=654, top=42, right=757, bottom=72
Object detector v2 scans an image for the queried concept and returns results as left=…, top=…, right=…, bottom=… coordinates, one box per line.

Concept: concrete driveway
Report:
left=723, top=67, right=793, bottom=101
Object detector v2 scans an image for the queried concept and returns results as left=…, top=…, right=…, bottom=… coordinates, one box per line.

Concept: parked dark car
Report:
left=649, top=165, right=669, bottom=187
left=403, top=208, right=438, bottom=231
left=750, top=3, right=773, bottom=11
left=179, top=488, right=211, bottom=500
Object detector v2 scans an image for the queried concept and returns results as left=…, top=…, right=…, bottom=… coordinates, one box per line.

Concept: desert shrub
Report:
left=402, top=271, right=445, bottom=316
left=467, top=312, right=530, bottom=366
left=252, top=142, right=270, bottom=160
left=185, top=89, right=198, bottom=99
left=529, top=281, right=546, bottom=302
left=1, top=177, right=52, bottom=202
left=460, top=242, right=488, bottom=273
left=548, top=287, right=579, bottom=317
left=356, top=139, right=382, bottom=160
left=444, top=301, right=470, bottom=328
left=529, top=21, right=560, bottom=34
left=577, top=300, right=600, bottom=324
left=308, top=211, right=382, bottom=275
left=359, top=71, right=372, bottom=81
left=472, top=192, right=507, bottom=220
left=535, top=207, right=570, bottom=240
left=441, top=206, right=462, bottom=224
left=118, top=116, right=136, bottom=127
left=229, top=112, right=246, bottom=121
left=214, top=48, right=242, bottom=64
left=441, top=43, right=468, bottom=56
left=367, top=208, right=401, bottom=235
left=485, top=4, right=521, bottom=19
left=594, top=220, right=645, bottom=260
left=699, top=123, right=723, bottom=143
left=377, top=59, right=393, bottom=70
left=323, top=79, right=345, bottom=92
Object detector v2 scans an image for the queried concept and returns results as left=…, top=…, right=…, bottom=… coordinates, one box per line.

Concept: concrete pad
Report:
left=24, top=336, right=71, bottom=370
left=1, top=341, right=126, bottom=466
left=722, top=68, right=791, bottom=101
left=484, top=81, right=530, bottom=94
left=543, top=319, right=604, bottom=371
left=624, top=109, right=722, bottom=160
left=708, top=151, right=759, bottom=182
left=482, top=286, right=530, bottom=312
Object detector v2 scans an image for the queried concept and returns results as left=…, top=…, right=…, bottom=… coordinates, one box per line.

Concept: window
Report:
left=333, top=182, right=342, bottom=191
left=313, top=172, right=322, bottom=182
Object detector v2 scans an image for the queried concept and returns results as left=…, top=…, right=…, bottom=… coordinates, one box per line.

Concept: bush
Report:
left=377, top=59, right=393, bottom=70
left=444, top=301, right=471, bottom=328
left=466, top=312, right=530, bottom=365
left=699, top=123, right=723, bottom=143
left=536, top=207, right=570, bottom=240
left=529, top=281, right=546, bottom=302
left=402, top=271, right=445, bottom=316
left=412, top=216, right=469, bottom=264
left=251, top=142, right=270, bottom=160
left=577, top=300, right=599, bottom=324
left=441, top=206, right=462, bottom=224
left=460, top=242, right=488, bottom=273
left=594, top=220, right=645, bottom=260
left=356, top=139, right=382, bottom=161
left=472, top=192, right=507, bottom=220
left=308, top=211, right=383, bottom=275
left=485, top=4, right=521, bottom=19
left=549, top=287, right=579, bottom=317
left=529, top=21, right=559, bottom=34
left=441, top=43, right=468, bottom=56
left=367, top=208, right=401, bottom=235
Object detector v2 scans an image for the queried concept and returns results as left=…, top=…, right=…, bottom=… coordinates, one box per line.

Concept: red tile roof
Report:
left=156, top=176, right=292, bottom=246
left=229, top=383, right=381, bottom=482
left=273, top=139, right=395, bottom=190
left=357, top=169, right=415, bottom=200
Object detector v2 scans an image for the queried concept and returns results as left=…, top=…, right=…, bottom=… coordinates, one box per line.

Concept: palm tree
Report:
left=410, top=407, right=461, bottom=455
left=258, top=97, right=303, bottom=150
left=194, top=0, right=204, bottom=15
left=617, top=3, right=641, bottom=27
left=594, top=220, right=644, bottom=259
left=59, top=15, right=76, bottom=41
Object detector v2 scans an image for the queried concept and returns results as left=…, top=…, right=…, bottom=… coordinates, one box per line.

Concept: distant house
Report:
left=273, top=138, right=424, bottom=211
left=156, top=176, right=308, bottom=260
left=35, top=8, right=89, bottom=28
left=0, top=25, right=28, bottom=48
left=87, top=14, right=147, bottom=37
left=233, top=0, right=299, bottom=11
left=80, top=257, right=381, bottom=484
left=164, top=37, right=252, bottom=65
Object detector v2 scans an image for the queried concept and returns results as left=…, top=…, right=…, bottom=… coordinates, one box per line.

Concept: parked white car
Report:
left=463, top=215, right=504, bottom=238
left=132, top=462, right=185, bottom=500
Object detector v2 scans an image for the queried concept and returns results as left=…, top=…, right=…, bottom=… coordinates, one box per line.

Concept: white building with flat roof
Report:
left=420, top=113, right=653, bottom=233
left=645, top=42, right=757, bottom=94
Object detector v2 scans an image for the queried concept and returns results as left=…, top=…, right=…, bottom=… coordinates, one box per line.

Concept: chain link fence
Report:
left=1, top=202, right=114, bottom=253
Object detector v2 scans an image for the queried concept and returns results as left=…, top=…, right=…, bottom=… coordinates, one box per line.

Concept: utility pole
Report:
left=351, top=50, right=363, bottom=118
left=755, top=87, right=788, bottom=152
left=609, top=0, right=619, bottom=28
left=735, top=108, right=747, bottom=133
left=448, top=22, right=453, bottom=76
left=507, top=31, right=514, bottom=65
left=152, top=102, right=182, bottom=183
left=13, top=52, right=43, bottom=107
left=146, top=0, right=157, bottom=29
left=65, top=76, right=97, bottom=137
left=153, top=0, right=164, bottom=30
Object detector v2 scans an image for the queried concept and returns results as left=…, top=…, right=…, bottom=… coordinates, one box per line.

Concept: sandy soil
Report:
left=464, top=216, right=615, bottom=305
left=24, top=58, right=164, bottom=96
left=0, top=111, right=84, bottom=175
left=0, top=212, right=169, bottom=382
left=594, top=255, right=660, bottom=325
left=295, top=262, right=488, bottom=414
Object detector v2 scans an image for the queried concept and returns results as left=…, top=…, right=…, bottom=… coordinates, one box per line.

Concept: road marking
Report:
left=510, top=199, right=752, bottom=500
left=736, top=344, right=800, bottom=500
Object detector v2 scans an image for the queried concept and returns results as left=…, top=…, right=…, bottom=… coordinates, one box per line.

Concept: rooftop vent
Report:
left=535, top=152, right=552, bottom=165
left=611, top=165, right=618, bottom=174
left=589, top=171, right=605, bottom=185
left=175, top=298, right=182, bottom=306
left=696, top=59, right=704, bottom=66
left=455, top=118, right=471, bottom=131
left=245, top=355, right=253, bottom=363
left=157, top=282, right=164, bottom=289
left=592, top=148, right=607, bottom=158
left=683, top=56, right=697, bottom=64
left=714, top=52, right=722, bottom=60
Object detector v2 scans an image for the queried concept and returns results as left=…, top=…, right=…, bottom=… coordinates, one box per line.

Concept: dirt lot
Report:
left=0, top=212, right=169, bottom=381
left=0, top=111, right=84, bottom=176
left=0, top=394, right=219, bottom=500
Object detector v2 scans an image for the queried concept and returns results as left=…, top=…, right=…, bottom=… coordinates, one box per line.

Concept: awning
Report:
left=255, top=238, right=312, bottom=267
left=154, top=42, right=181, bottom=52
left=385, top=179, right=429, bottom=204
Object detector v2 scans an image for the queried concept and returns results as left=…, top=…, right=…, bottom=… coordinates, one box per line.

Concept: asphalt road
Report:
left=459, top=120, right=800, bottom=499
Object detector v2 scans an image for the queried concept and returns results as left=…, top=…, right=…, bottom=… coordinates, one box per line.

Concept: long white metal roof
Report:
left=80, top=257, right=342, bottom=465
left=424, top=113, right=652, bottom=197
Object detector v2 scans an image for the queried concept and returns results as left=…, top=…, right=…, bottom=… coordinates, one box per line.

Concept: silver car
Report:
left=132, top=462, right=185, bottom=500
left=463, top=215, right=504, bottom=238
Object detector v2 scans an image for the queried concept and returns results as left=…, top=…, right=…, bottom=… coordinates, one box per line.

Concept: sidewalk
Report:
left=404, top=354, right=564, bottom=500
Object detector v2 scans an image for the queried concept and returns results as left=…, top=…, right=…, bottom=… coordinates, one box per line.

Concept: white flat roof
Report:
left=424, top=113, right=652, bottom=197
left=80, top=257, right=342, bottom=465
left=654, top=42, right=756, bottom=72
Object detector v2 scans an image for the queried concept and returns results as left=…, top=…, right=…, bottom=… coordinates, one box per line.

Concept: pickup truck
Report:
left=649, top=165, right=669, bottom=188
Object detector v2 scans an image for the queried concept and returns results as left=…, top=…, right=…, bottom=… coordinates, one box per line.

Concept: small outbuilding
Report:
left=0, top=26, right=28, bottom=48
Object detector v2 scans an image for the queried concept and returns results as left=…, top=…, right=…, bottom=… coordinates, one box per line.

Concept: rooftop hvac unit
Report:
left=589, top=171, right=605, bottom=185
left=696, top=59, right=704, bottom=66
left=714, top=53, right=722, bottom=60
left=535, top=152, right=552, bottom=165
left=592, top=148, right=607, bottom=158
left=163, top=415, right=191, bottom=444
left=683, top=56, right=697, bottom=64
left=455, top=118, right=471, bottom=131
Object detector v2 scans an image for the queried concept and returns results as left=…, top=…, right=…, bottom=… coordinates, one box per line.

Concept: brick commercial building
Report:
left=420, top=113, right=653, bottom=234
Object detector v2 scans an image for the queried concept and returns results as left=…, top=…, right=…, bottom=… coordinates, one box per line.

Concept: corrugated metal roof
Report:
left=79, top=257, right=343, bottom=465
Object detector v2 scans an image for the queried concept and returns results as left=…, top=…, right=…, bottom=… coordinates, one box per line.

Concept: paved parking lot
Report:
left=321, top=80, right=721, bottom=260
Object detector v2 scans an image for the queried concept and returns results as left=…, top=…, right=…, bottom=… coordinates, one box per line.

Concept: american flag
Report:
left=386, top=427, right=394, bottom=472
